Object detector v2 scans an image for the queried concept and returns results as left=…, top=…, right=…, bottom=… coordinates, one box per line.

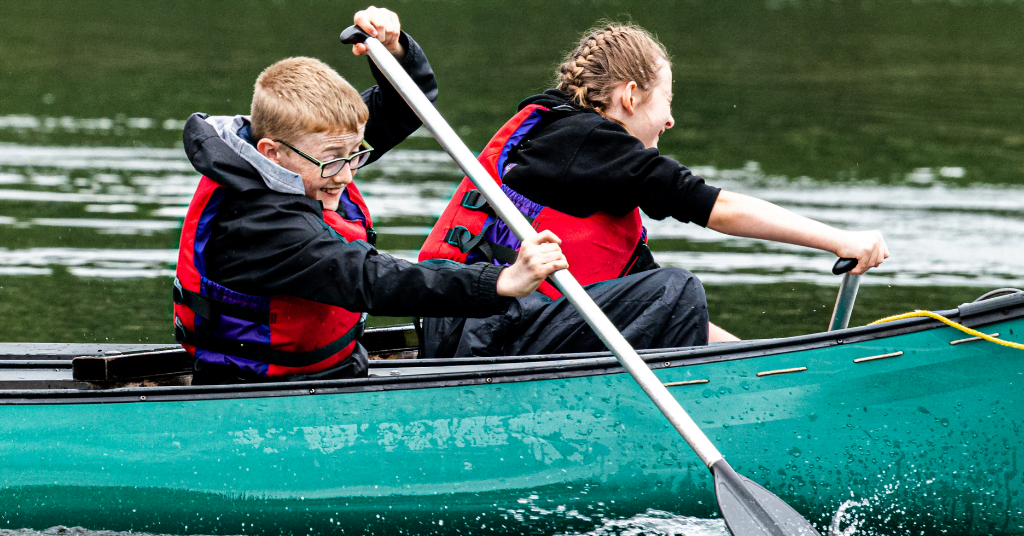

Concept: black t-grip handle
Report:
left=832, top=258, right=858, bottom=275
left=340, top=26, right=371, bottom=45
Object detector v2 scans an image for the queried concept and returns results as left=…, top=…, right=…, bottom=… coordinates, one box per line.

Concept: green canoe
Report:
left=1, top=291, right=1022, bottom=536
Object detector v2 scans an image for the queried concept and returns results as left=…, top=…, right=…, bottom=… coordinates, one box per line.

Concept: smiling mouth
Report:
left=320, top=187, right=342, bottom=196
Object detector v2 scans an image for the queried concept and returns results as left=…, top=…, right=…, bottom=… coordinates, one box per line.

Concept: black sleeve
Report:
left=360, top=32, right=437, bottom=165
left=206, top=192, right=510, bottom=318
left=503, top=117, right=721, bottom=226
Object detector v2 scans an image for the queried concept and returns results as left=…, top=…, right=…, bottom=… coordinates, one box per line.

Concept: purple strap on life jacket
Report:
left=339, top=188, right=367, bottom=226
left=466, top=184, right=546, bottom=265
left=495, top=109, right=545, bottom=176
left=200, top=277, right=270, bottom=311
left=198, top=277, right=272, bottom=346
left=195, top=348, right=270, bottom=377
left=464, top=111, right=548, bottom=265
left=192, top=187, right=225, bottom=278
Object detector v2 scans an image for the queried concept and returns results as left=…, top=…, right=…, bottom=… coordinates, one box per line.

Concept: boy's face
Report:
left=273, top=127, right=365, bottom=212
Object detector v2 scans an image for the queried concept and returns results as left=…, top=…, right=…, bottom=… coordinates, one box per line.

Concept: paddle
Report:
left=341, top=26, right=822, bottom=536
left=828, top=258, right=860, bottom=331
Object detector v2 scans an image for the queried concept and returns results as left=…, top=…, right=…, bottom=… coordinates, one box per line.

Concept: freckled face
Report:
left=276, top=128, right=364, bottom=212
left=626, top=59, right=675, bottom=150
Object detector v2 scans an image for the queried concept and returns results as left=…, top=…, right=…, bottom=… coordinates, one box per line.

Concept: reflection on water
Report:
left=0, top=248, right=175, bottom=278
left=0, top=140, right=1018, bottom=342
left=0, top=114, right=187, bottom=135
left=4, top=143, right=1019, bottom=287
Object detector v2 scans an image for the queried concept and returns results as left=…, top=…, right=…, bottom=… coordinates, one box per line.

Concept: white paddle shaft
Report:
left=828, top=273, right=861, bottom=331
left=359, top=36, right=724, bottom=468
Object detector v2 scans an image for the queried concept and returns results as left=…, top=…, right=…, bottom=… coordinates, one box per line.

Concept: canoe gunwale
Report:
left=1, top=292, right=1021, bottom=405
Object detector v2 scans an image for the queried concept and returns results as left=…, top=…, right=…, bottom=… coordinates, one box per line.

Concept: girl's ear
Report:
left=620, top=81, right=639, bottom=116
left=256, top=138, right=281, bottom=164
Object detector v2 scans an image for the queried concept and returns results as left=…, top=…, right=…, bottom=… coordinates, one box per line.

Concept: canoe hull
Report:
left=1, top=315, right=1022, bottom=535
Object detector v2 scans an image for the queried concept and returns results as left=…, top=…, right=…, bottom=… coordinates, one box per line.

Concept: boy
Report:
left=173, top=7, right=567, bottom=383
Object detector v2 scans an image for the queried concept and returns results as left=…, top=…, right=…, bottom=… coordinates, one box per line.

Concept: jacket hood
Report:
left=183, top=113, right=305, bottom=195
left=518, top=89, right=582, bottom=112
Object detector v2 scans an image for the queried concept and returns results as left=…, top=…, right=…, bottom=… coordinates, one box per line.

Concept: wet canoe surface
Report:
left=0, top=294, right=1022, bottom=535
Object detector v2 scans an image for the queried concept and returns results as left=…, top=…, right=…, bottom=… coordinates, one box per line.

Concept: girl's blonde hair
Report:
left=251, top=57, right=369, bottom=142
left=557, top=24, right=669, bottom=115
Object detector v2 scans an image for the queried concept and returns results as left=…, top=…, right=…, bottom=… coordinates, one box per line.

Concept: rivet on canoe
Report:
left=485, top=378, right=493, bottom=383
left=950, top=333, right=998, bottom=346
left=757, top=367, right=807, bottom=377
left=664, top=362, right=671, bottom=367
left=309, top=388, right=315, bottom=394
left=663, top=379, right=709, bottom=387
left=853, top=351, right=903, bottom=363
left=139, top=396, right=146, bottom=401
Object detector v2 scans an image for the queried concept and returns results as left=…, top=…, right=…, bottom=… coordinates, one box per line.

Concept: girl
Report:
left=419, top=24, right=887, bottom=355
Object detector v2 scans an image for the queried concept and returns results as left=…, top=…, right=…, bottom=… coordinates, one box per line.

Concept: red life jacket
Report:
left=173, top=176, right=373, bottom=378
left=418, top=104, right=648, bottom=300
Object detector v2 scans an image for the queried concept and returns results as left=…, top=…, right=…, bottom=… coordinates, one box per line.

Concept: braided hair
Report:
left=557, top=24, right=669, bottom=115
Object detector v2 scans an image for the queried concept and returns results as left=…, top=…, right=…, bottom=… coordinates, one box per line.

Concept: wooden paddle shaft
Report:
left=349, top=31, right=725, bottom=469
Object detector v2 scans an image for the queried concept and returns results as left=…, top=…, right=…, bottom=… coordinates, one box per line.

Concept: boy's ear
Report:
left=256, top=138, right=281, bottom=163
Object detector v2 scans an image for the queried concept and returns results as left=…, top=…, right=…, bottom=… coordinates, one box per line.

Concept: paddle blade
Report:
left=712, top=460, right=822, bottom=536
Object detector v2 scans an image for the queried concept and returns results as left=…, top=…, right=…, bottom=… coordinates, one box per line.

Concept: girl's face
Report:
left=621, top=59, right=675, bottom=150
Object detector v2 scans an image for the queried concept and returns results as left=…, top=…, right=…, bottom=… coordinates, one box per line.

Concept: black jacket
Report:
left=503, top=90, right=721, bottom=226
left=182, top=33, right=510, bottom=319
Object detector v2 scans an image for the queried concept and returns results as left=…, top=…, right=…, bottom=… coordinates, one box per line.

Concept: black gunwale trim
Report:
left=2, top=292, right=1022, bottom=405
left=0, top=360, right=73, bottom=368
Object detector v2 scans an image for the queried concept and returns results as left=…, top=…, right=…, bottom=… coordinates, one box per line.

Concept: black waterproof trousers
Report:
left=422, top=267, right=709, bottom=358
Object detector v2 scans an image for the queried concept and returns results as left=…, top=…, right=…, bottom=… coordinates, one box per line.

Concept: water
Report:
left=2, top=0, right=1023, bottom=533
left=0, top=138, right=1018, bottom=340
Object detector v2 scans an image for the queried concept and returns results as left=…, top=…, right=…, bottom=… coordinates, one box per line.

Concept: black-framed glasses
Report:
left=274, top=139, right=374, bottom=178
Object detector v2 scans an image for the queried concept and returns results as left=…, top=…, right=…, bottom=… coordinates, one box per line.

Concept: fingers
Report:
left=534, top=251, right=569, bottom=273
left=495, top=233, right=568, bottom=297
left=519, top=233, right=567, bottom=276
left=523, top=247, right=568, bottom=274
left=352, top=6, right=401, bottom=55
left=530, top=229, right=562, bottom=246
left=846, top=230, right=888, bottom=275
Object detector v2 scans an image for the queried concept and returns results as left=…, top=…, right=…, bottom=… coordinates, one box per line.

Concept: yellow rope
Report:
left=868, top=310, right=1024, bottom=350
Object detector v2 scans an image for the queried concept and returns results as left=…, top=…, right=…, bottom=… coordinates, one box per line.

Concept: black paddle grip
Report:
left=832, top=258, right=858, bottom=275
left=340, top=26, right=371, bottom=45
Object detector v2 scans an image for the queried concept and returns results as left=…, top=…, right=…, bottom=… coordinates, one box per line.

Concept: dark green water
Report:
left=1, top=0, right=1022, bottom=343
left=1, top=2, right=1024, bottom=535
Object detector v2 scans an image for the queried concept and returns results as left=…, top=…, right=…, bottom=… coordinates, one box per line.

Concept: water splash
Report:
left=828, top=498, right=871, bottom=536
left=552, top=509, right=729, bottom=536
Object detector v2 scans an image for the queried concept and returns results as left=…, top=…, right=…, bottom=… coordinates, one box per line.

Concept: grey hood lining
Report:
left=203, top=115, right=305, bottom=195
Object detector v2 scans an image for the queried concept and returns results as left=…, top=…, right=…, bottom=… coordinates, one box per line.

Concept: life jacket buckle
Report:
left=172, top=277, right=184, bottom=305
left=444, top=226, right=471, bottom=249
left=365, top=227, right=378, bottom=247
left=173, top=316, right=187, bottom=344
left=355, top=313, right=367, bottom=340
left=459, top=190, right=489, bottom=211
